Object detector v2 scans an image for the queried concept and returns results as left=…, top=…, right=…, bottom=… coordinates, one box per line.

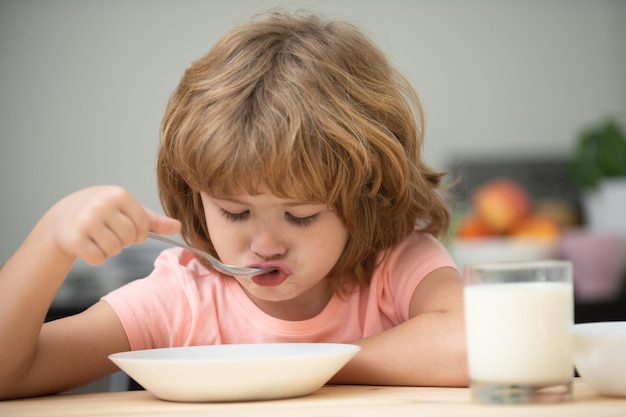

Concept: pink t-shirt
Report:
left=102, top=231, right=458, bottom=351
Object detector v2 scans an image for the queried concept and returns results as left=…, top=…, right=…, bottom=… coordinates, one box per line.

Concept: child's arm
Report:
left=0, top=186, right=180, bottom=399
left=330, top=267, right=469, bottom=387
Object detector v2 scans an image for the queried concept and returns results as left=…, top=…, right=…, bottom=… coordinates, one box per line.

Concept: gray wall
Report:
left=2, top=0, right=626, bottom=266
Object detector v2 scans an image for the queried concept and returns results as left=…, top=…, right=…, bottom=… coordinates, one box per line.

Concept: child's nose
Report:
left=249, top=224, right=287, bottom=260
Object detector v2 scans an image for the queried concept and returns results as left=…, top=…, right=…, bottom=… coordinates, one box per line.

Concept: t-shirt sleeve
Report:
left=371, top=231, right=459, bottom=324
left=101, top=248, right=196, bottom=351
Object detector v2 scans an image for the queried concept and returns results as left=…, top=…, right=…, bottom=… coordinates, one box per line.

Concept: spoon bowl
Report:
left=147, top=232, right=273, bottom=276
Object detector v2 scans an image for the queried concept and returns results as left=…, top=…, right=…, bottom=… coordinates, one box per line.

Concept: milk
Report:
left=464, top=282, right=573, bottom=384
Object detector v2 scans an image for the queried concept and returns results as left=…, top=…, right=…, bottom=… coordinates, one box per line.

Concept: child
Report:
left=0, top=10, right=467, bottom=399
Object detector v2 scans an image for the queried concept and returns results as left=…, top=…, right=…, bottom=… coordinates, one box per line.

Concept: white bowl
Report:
left=572, top=322, right=626, bottom=397
left=450, top=237, right=555, bottom=271
left=109, top=343, right=360, bottom=402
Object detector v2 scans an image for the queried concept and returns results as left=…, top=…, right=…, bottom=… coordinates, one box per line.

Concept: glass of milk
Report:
left=463, top=260, right=574, bottom=404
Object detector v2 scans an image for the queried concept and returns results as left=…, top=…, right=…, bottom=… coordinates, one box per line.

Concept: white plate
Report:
left=109, top=343, right=360, bottom=402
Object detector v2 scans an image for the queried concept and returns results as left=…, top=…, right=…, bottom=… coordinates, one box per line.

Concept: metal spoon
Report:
left=147, top=232, right=273, bottom=276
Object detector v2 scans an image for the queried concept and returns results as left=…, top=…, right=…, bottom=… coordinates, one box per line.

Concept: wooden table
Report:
left=2, top=379, right=625, bottom=417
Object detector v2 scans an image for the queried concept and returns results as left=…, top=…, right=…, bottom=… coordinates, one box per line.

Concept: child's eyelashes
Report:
left=285, top=213, right=319, bottom=227
left=219, top=209, right=249, bottom=222
left=219, top=209, right=319, bottom=227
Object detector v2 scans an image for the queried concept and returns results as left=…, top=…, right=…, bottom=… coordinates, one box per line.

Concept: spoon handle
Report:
left=146, top=231, right=269, bottom=276
left=147, top=232, right=207, bottom=258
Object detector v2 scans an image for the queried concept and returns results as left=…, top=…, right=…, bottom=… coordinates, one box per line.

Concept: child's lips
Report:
left=248, top=261, right=290, bottom=274
left=248, top=262, right=291, bottom=287
left=251, top=269, right=290, bottom=287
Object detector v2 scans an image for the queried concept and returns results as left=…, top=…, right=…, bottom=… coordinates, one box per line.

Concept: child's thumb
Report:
left=146, top=209, right=182, bottom=236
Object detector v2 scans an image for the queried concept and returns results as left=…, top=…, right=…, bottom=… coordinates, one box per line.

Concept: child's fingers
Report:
left=65, top=231, right=115, bottom=266
left=47, top=186, right=181, bottom=262
left=143, top=208, right=182, bottom=238
left=101, top=191, right=178, bottom=242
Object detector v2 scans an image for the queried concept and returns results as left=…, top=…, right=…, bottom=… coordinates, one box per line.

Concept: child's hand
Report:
left=40, top=185, right=181, bottom=265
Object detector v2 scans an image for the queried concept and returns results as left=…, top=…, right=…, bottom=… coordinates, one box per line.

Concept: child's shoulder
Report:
left=394, top=229, right=449, bottom=255
left=379, top=229, right=456, bottom=273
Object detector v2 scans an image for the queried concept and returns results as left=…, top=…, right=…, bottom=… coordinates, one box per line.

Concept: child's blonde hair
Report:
left=157, top=10, right=450, bottom=289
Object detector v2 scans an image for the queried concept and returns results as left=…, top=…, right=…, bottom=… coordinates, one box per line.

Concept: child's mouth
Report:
left=251, top=270, right=289, bottom=287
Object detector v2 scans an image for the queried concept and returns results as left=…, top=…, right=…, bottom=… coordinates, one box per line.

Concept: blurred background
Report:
left=1, top=1, right=625, bottom=320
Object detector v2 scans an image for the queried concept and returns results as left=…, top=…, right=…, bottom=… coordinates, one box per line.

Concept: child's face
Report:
left=200, top=190, right=349, bottom=315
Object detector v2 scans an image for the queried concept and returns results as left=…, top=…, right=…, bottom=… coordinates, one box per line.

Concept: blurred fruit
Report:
left=510, top=213, right=560, bottom=242
left=451, top=177, right=567, bottom=243
left=456, top=212, right=492, bottom=238
left=473, top=178, right=531, bottom=234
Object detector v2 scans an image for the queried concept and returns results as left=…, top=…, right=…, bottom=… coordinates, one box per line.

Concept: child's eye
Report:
left=286, top=213, right=319, bottom=227
left=220, top=209, right=250, bottom=222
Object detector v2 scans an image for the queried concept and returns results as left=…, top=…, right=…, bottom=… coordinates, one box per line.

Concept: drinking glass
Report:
left=463, top=260, right=574, bottom=404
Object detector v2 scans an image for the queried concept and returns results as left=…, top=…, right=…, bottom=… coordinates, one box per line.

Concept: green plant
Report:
left=569, top=118, right=626, bottom=189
